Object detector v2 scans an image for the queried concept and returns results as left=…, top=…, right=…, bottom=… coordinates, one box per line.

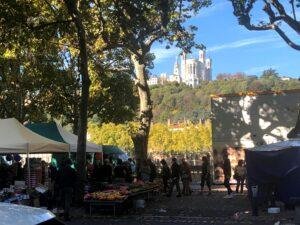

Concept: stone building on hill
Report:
left=148, top=49, right=212, bottom=87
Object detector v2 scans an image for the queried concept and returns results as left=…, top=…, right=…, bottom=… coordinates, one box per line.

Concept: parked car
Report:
left=0, top=203, right=65, bottom=225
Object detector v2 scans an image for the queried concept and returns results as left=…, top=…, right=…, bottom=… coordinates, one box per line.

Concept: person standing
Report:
left=181, top=158, right=192, bottom=196
left=101, top=159, right=113, bottom=183
left=234, top=160, right=246, bottom=193
left=167, top=158, right=181, bottom=197
left=128, top=158, right=136, bottom=175
left=58, top=158, right=77, bottom=221
left=114, top=159, right=126, bottom=182
left=200, top=156, right=212, bottom=195
left=147, top=158, right=157, bottom=182
left=160, top=159, right=171, bottom=193
left=223, top=151, right=233, bottom=197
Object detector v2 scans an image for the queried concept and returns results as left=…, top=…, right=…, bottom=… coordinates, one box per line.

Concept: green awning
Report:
left=102, top=145, right=124, bottom=155
left=26, top=122, right=102, bottom=152
left=26, top=122, right=66, bottom=143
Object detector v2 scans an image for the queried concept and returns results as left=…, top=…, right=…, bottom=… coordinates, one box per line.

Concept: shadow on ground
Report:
left=66, top=185, right=295, bottom=225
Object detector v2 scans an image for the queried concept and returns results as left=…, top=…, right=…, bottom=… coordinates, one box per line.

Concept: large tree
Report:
left=230, top=0, right=300, bottom=50
left=104, top=0, right=211, bottom=173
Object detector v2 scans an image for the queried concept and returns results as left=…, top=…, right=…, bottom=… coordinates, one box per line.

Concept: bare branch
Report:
left=270, top=0, right=300, bottom=33
left=290, top=0, right=297, bottom=20
left=230, top=0, right=300, bottom=51
left=274, top=25, right=300, bottom=50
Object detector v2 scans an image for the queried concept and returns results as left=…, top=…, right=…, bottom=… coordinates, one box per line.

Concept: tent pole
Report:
left=27, top=143, right=31, bottom=188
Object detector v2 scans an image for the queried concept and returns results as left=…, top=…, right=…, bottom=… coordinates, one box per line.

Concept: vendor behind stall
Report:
left=94, top=159, right=112, bottom=183
left=114, top=159, right=126, bottom=182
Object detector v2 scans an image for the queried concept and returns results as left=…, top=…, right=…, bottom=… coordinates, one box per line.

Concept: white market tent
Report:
left=0, top=118, right=69, bottom=154
left=56, top=123, right=102, bottom=153
left=26, top=122, right=102, bottom=153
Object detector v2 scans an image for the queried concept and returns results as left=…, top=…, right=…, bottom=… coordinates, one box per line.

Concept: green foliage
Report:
left=151, top=72, right=300, bottom=123
left=88, top=122, right=135, bottom=154
left=88, top=121, right=212, bottom=154
left=0, top=0, right=138, bottom=128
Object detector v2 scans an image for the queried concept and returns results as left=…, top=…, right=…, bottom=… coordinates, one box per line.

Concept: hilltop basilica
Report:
left=148, top=49, right=212, bottom=87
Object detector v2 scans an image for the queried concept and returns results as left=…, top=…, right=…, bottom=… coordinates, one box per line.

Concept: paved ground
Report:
left=65, top=185, right=295, bottom=225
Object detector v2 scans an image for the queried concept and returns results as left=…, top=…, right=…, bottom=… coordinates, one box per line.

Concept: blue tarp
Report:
left=246, top=146, right=300, bottom=204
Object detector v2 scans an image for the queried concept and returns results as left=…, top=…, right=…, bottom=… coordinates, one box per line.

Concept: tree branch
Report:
left=28, top=20, right=73, bottom=31
left=274, top=25, right=300, bottom=50
left=270, top=0, right=300, bottom=33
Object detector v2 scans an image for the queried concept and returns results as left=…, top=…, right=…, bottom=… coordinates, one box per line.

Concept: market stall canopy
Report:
left=247, top=139, right=300, bottom=151
left=26, top=122, right=102, bottom=153
left=0, top=118, right=68, bottom=154
left=102, top=145, right=125, bottom=155
left=102, top=145, right=128, bottom=161
left=246, top=139, right=300, bottom=204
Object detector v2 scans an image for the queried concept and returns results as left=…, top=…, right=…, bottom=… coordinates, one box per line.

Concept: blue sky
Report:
left=150, top=1, right=300, bottom=79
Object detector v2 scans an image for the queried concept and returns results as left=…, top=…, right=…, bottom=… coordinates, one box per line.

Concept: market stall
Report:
left=0, top=118, right=68, bottom=154
left=26, top=122, right=103, bottom=167
left=246, top=139, right=300, bottom=205
left=102, top=145, right=128, bottom=162
left=0, top=118, right=69, bottom=206
left=84, top=180, right=161, bottom=216
left=26, top=122, right=102, bottom=153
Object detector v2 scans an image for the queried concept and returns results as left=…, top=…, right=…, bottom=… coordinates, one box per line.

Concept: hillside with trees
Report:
left=151, top=70, right=300, bottom=123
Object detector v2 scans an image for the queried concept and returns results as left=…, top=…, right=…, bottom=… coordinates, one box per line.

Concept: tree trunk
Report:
left=64, top=0, right=91, bottom=203
left=130, top=53, right=153, bottom=177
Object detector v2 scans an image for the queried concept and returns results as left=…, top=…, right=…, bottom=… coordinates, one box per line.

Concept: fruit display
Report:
left=84, top=190, right=127, bottom=201
left=84, top=180, right=162, bottom=202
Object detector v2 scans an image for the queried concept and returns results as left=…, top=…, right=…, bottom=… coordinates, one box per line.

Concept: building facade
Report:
left=147, top=49, right=212, bottom=87
left=211, top=89, right=300, bottom=152
left=211, top=89, right=300, bottom=179
left=179, top=50, right=212, bottom=87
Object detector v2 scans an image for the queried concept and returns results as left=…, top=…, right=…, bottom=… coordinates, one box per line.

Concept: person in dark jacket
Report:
left=58, top=158, right=77, bottom=221
left=114, top=159, right=126, bottom=182
left=167, top=158, right=181, bottom=197
left=223, top=151, right=233, bottom=197
left=160, top=159, right=171, bottom=193
left=147, top=158, right=157, bottom=182
left=101, top=159, right=113, bottom=183
left=200, top=156, right=212, bottom=195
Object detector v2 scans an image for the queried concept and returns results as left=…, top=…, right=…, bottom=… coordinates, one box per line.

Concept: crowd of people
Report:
left=158, top=151, right=247, bottom=198
left=159, top=155, right=211, bottom=197
left=0, top=151, right=247, bottom=221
